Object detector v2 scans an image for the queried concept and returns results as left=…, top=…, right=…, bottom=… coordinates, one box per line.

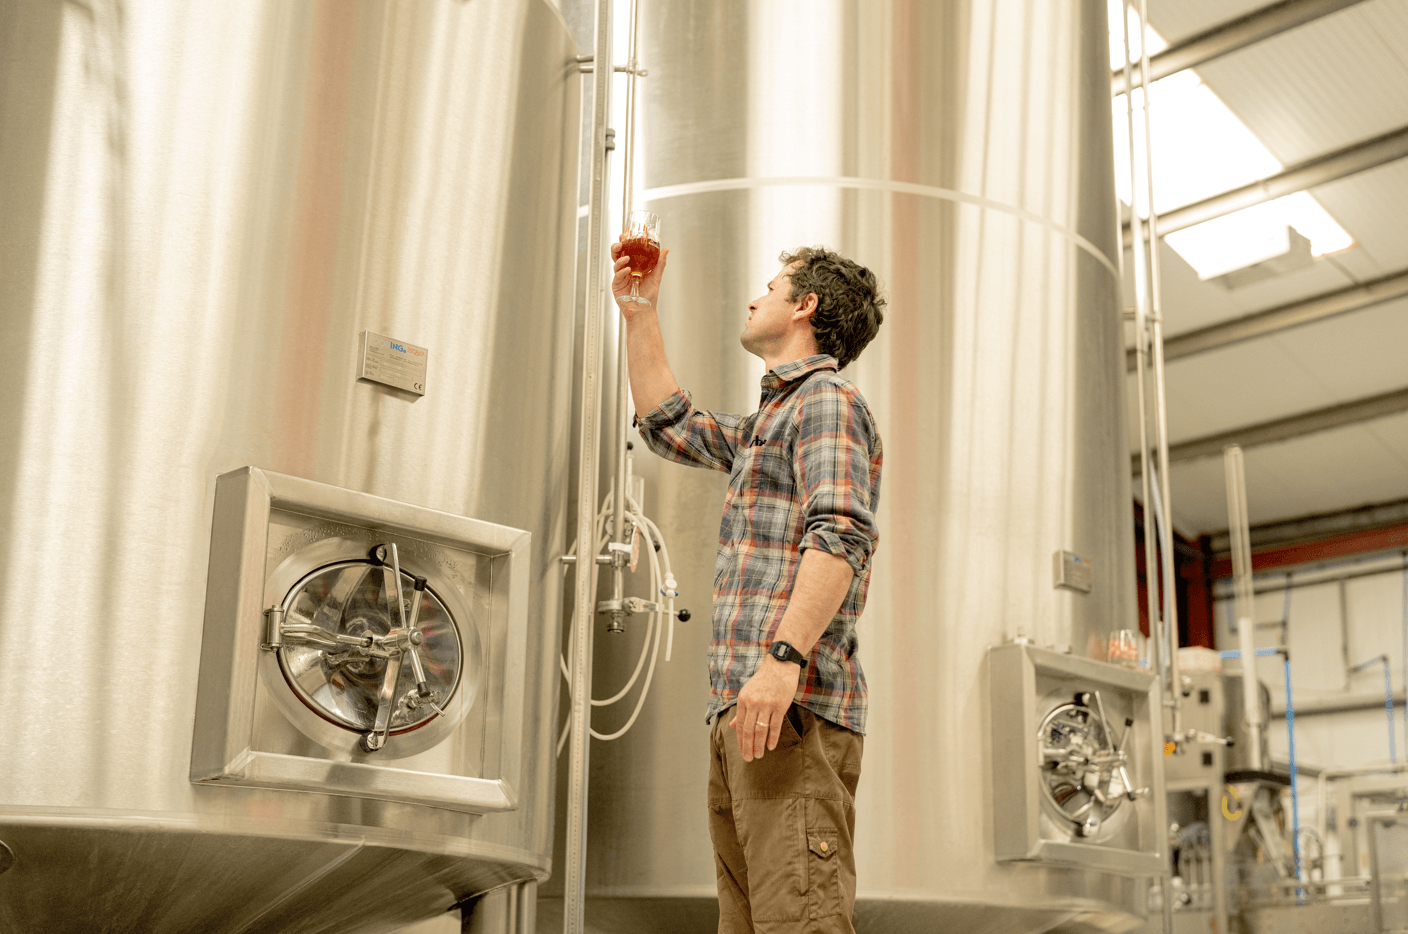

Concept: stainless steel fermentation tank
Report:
left=560, top=1, right=1158, bottom=931
left=0, top=1, right=581, bottom=932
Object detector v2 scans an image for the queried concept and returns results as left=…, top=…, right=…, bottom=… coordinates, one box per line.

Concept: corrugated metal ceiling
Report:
left=1136, top=0, right=1408, bottom=536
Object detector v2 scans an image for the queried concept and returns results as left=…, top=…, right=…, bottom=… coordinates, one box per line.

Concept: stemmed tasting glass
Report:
left=620, top=211, right=661, bottom=305
left=1107, top=629, right=1141, bottom=668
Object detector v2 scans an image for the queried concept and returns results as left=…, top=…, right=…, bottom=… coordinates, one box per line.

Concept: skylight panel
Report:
left=1107, top=2, right=1354, bottom=281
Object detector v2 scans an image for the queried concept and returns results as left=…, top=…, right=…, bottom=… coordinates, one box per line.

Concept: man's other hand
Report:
left=728, top=657, right=801, bottom=762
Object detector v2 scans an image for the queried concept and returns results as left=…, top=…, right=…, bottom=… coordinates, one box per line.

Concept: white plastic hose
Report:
left=557, top=485, right=679, bottom=755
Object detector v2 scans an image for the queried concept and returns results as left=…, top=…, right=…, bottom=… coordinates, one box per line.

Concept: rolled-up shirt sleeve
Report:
left=636, top=389, right=749, bottom=474
left=794, top=381, right=880, bottom=574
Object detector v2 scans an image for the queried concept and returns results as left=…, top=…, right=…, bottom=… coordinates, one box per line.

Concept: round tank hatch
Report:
left=1038, top=701, right=1132, bottom=840
left=277, top=559, right=461, bottom=735
left=259, top=535, right=482, bottom=759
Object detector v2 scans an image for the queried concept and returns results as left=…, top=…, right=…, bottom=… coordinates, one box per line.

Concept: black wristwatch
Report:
left=768, top=640, right=808, bottom=668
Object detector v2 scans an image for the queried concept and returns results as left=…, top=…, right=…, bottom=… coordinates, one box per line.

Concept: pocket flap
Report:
left=807, top=831, right=838, bottom=860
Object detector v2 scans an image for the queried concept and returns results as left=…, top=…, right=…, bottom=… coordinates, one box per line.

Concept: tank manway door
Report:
left=191, top=467, right=531, bottom=814
left=990, top=642, right=1168, bottom=876
left=268, top=542, right=469, bottom=754
left=1037, top=697, right=1136, bottom=839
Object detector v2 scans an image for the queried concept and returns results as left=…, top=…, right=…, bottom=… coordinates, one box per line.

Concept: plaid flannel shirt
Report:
left=636, top=354, right=882, bottom=734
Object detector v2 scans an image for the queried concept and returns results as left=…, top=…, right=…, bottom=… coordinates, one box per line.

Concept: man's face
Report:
left=741, top=262, right=805, bottom=358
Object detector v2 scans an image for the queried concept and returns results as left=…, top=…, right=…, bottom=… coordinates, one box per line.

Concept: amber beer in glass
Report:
left=620, top=211, right=661, bottom=305
left=621, top=236, right=660, bottom=278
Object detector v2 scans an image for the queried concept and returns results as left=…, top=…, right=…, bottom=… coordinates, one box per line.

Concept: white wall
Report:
left=1211, top=554, right=1407, bottom=877
left=1213, top=552, right=1408, bottom=772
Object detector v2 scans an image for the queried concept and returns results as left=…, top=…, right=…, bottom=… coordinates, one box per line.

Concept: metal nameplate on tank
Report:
left=1054, top=549, right=1095, bottom=593
left=359, top=330, right=428, bottom=395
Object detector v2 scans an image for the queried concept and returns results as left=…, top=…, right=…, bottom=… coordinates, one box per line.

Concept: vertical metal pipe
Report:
left=1284, top=652, right=1301, bottom=890
left=1224, top=445, right=1263, bottom=772
left=618, top=0, right=641, bottom=228
left=1367, top=815, right=1385, bottom=934
left=607, top=312, right=631, bottom=634
left=564, top=0, right=614, bottom=927
left=1211, top=784, right=1229, bottom=934
left=517, top=880, right=537, bottom=934
left=1139, top=0, right=1181, bottom=741
left=1401, top=554, right=1408, bottom=759
left=1122, top=0, right=1164, bottom=711
left=611, top=324, right=631, bottom=531
left=607, top=0, right=643, bottom=633
left=612, top=0, right=642, bottom=551
left=1386, top=656, right=1397, bottom=763
left=1317, top=771, right=1330, bottom=882
left=1123, top=8, right=1175, bottom=932
left=1339, top=579, right=1352, bottom=688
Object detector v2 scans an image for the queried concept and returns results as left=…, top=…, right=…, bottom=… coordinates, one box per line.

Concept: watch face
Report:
left=770, top=643, right=786, bottom=660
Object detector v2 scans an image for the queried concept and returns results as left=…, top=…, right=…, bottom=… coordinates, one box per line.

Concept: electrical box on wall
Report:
left=190, top=467, right=532, bottom=813
left=989, top=642, right=1167, bottom=875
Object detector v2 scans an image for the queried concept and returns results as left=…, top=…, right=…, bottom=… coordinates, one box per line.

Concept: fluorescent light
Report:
left=1165, top=195, right=1355, bottom=283
left=1108, top=2, right=1355, bottom=279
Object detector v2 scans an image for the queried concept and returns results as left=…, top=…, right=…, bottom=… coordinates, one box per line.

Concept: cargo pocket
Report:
left=805, top=829, right=842, bottom=919
left=737, top=797, right=806, bottom=922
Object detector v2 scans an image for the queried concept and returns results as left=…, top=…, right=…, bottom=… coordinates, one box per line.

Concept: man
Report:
left=610, top=237, right=885, bottom=934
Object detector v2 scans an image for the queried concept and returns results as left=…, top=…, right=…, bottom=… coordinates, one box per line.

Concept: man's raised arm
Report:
left=610, top=239, right=680, bottom=418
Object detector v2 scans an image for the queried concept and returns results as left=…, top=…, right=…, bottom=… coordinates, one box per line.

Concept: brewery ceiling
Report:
left=1128, top=0, right=1408, bottom=538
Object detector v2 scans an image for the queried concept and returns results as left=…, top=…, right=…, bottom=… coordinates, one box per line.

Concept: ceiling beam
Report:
left=1125, top=267, right=1408, bottom=371
left=1132, top=386, right=1408, bottom=470
left=1111, top=0, right=1371, bottom=96
left=1206, top=496, right=1408, bottom=556
left=1122, top=125, right=1408, bottom=248
left=1208, top=520, right=1408, bottom=579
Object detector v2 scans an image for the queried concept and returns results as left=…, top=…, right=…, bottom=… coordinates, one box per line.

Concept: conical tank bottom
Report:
left=0, top=823, right=535, bottom=934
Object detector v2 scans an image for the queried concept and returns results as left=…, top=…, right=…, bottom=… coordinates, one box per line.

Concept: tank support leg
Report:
left=462, top=881, right=536, bottom=934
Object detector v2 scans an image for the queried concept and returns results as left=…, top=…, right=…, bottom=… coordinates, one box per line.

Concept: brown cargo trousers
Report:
left=708, top=704, right=864, bottom=934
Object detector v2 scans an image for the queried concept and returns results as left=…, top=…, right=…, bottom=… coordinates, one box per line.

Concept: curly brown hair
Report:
left=778, top=247, right=886, bottom=369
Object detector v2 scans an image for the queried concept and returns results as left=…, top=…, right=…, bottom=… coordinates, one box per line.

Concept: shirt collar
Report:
left=762, top=354, right=838, bottom=389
